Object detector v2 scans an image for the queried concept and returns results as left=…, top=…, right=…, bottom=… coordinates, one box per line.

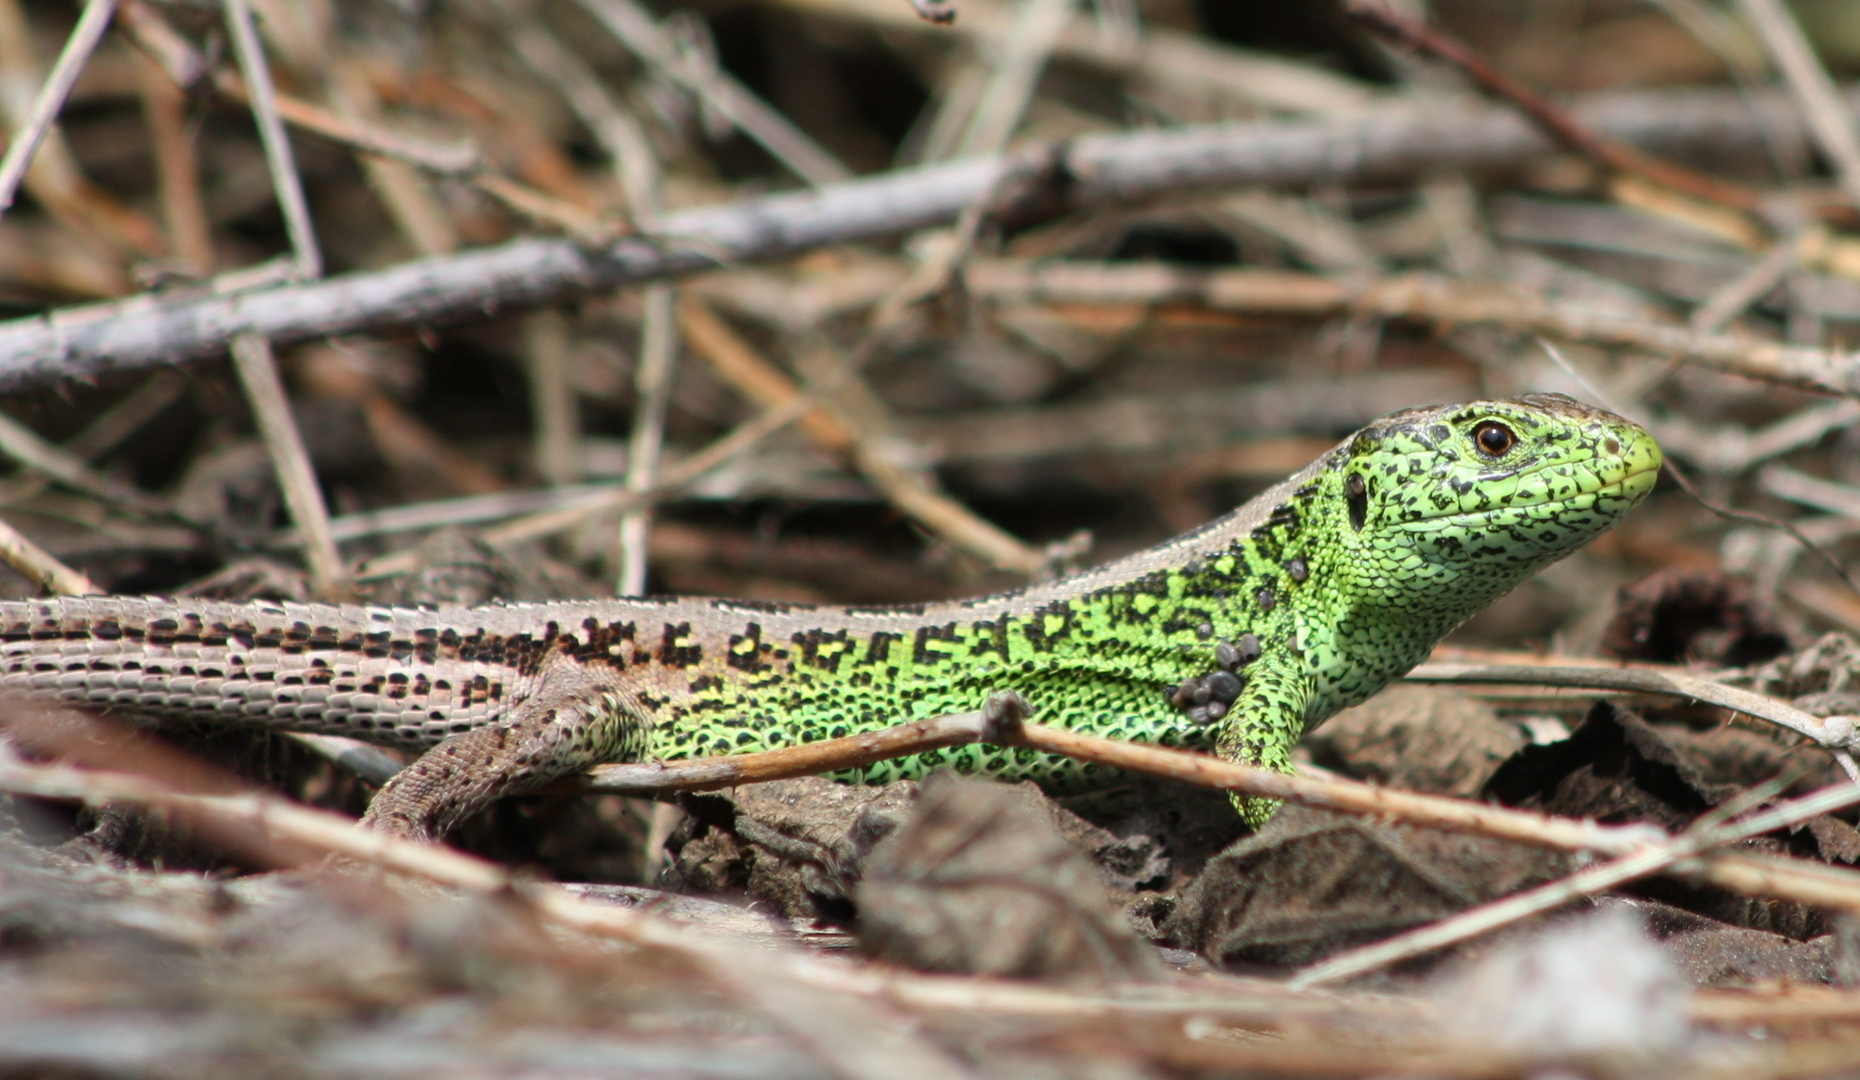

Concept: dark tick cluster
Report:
left=1166, top=631, right=1262, bottom=725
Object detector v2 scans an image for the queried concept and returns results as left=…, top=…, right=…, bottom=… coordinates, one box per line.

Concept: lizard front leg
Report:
left=1210, top=649, right=1314, bottom=827
left=361, top=648, right=647, bottom=841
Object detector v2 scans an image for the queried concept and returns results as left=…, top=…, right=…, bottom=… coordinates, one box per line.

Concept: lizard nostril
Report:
left=1604, top=438, right=1621, bottom=455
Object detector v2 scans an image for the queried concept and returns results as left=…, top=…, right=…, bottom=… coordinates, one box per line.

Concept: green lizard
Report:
left=0, top=393, right=1660, bottom=839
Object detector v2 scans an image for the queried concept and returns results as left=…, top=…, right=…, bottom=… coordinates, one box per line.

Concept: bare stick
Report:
left=1691, top=851, right=1860, bottom=916
left=523, top=310, right=580, bottom=488
left=1003, top=720, right=1654, bottom=854
left=281, top=732, right=404, bottom=785
left=1407, top=662, right=1859, bottom=757
left=229, top=333, right=345, bottom=597
left=222, top=0, right=320, bottom=280
left=574, top=708, right=995, bottom=794
left=0, top=514, right=96, bottom=594
left=1290, top=777, right=1860, bottom=988
left=328, top=65, right=459, bottom=258
left=568, top=0, right=850, bottom=187
left=0, top=83, right=1842, bottom=389
left=218, top=72, right=482, bottom=177
left=487, top=0, right=675, bottom=593
left=618, top=285, right=678, bottom=595
left=953, top=0, right=1077, bottom=158
left=289, top=482, right=638, bottom=545
left=0, top=0, right=118, bottom=216
left=0, top=409, right=171, bottom=517
left=790, top=328, right=1049, bottom=575
left=135, top=50, right=212, bottom=274
left=680, top=294, right=853, bottom=451
left=961, top=260, right=1860, bottom=395
left=1690, top=226, right=1816, bottom=332
left=998, top=718, right=1860, bottom=919
left=355, top=390, right=819, bottom=578
left=782, top=0, right=1375, bottom=116
left=0, top=369, right=186, bottom=506
left=565, top=702, right=1860, bottom=922
left=122, top=2, right=604, bottom=243
left=1343, top=0, right=1770, bottom=215
left=488, top=0, right=660, bottom=214
left=1736, top=0, right=1860, bottom=208
left=1762, top=464, right=1860, bottom=520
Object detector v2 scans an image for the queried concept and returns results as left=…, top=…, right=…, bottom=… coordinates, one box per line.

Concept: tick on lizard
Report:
left=0, top=393, right=1661, bottom=840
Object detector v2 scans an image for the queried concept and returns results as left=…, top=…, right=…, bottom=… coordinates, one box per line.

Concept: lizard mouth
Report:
left=1397, top=457, right=1663, bottom=533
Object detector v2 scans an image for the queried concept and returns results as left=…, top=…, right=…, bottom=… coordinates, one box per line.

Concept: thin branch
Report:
left=328, top=65, right=460, bottom=258
left=0, top=513, right=96, bottom=594
left=793, top=328, right=1048, bottom=575
left=1343, top=0, right=1774, bottom=216
left=1762, top=464, right=1860, bottom=522
left=484, top=0, right=677, bottom=594
left=679, top=294, right=854, bottom=451
left=120, top=0, right=615, bottom=247
left=1690, top=226, right=1816, bottom=333
left=952, top=0, right=1077, bottom=158
left=783, top=0, right=1377, bottom=116
left=1006, top=720, right=1657, bottom=854
left=283, top=482, right=629, bottom=545
left=1736, top=0, right=1860, bottom=208
left=996, top=719, right=1860, bottom=920
left=486, top=0, right=661, bottom=214
left=0, top=369, right=186, bottom=506
left=135, top=51, right=212, bottom=275
left=222, top=0, right=320, bottom=280
left=572, top=708, right=996, bottom=794
left=566, top=699, right=1860, bottom=924
left=229, top=333, right=346, bottom=598
left=0, top=83, right=1835, bottom=390
left=964, top=260, right=1860, bottom=395
left=619, top=285, right=678, bottom=595
left=1653, top=398, right=1860, bottom=475
left=0, top=409, right=172, bottom=518
left=568, top=0, right=851, bottom=187
left=0, top=0, right=118, bottom=217
left=1290, top=777, right=1860, bottom=988
left=355, top=389, right=819, bottom=578
left=219, top=72, right=482, bottom=177
left=524, top=310, right=581, bottom=488
left=1408, top=662, right=1860, bottom=773
left=280, top=732, right=404, bottom=785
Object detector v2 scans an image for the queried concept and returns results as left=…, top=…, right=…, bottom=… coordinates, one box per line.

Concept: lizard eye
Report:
left=1472, top=421, right=1516, bottom=457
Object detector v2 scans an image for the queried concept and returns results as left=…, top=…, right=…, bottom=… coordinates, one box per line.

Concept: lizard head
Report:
left=1318, top=392, right=1661, bottom=617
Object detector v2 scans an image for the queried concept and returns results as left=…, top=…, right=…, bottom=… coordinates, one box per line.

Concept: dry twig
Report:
left=229, top=333, right=345, bottom=598
left=0, top=514, right=96, bottom=595
left=0, top=83, right=1828, bottom=389
left=222, top=0, right=320, bottom=281
left=1291, top=776, right=1860, bottom=987
left=0, top=0, right=119, bottom=217
left=1408, top=661, right=1860, bottom=779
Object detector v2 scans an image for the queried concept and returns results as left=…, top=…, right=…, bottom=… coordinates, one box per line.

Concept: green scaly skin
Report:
left=641, top=393, right=1660, bottom=822
left=0, top=394, right=1660, bottom=836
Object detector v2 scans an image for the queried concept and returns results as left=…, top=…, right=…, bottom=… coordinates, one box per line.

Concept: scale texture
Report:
left=0, top=393, right=1661, bottom=837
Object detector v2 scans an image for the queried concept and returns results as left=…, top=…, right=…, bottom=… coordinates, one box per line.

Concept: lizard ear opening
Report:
left=1344, top=473, right=1368, bottom=532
